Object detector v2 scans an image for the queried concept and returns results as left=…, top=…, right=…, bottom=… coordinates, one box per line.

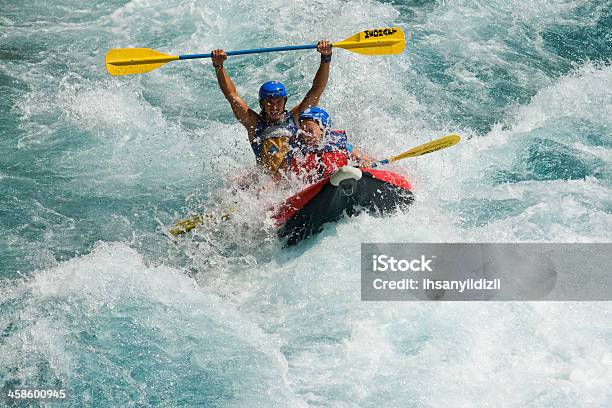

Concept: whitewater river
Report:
left=1, top=0, right=610, bottom=406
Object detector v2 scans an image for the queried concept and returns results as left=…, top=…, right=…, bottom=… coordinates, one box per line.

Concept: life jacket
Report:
left=290, top=130, right=353, bottom=183
left=251, top=111, right=298, bottom=173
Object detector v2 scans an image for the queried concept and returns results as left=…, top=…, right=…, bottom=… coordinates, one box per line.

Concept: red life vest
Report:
left=290, top=150, right=348, bottom=183
left=290, top=130, right=351, bottom=183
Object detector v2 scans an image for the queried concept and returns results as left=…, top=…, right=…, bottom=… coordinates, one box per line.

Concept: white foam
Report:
left=501, top=63, right=612, bottom=136
left=0, top=242, right=309, bottom=405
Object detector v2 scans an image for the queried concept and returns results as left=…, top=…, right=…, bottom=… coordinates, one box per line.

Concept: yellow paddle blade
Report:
left=169, top=208, right=236, bottom=236
left=169, top=214, right=203, bottom=236
left=105, top=48, right=179, bottom=76
left=390, top=134, right=461, bottom=162
left=334, top=27, right=405, bottom=55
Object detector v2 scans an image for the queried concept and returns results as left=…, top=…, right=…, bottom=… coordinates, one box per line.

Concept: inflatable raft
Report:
left=273, top=166, right=414, bottom=246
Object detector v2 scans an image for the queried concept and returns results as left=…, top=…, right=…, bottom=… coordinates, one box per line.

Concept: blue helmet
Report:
left=299, top=106, right=331, bottom=129
left=259, top=81, right=287, bottom=101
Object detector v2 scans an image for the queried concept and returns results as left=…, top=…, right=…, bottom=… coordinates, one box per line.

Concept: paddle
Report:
left=369, top=134, right=461, bottom=167
left=106, top=27, right=405, bottom=76
left=169, top=208, right=236, bottom=236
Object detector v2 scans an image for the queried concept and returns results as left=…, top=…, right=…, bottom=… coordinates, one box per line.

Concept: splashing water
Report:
left=1, top=0, right=611, bottom=406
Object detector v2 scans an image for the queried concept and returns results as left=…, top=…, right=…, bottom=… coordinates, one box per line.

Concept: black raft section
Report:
left=278, top=171, right=414, bottom=246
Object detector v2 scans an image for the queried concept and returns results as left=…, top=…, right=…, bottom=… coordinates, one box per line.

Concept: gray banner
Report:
left=361, top=243, right=611, bottom=301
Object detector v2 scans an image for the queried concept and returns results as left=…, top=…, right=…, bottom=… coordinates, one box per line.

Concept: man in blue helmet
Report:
left=210, top=41, right=332, bottom=175
left=289, top=106, right=373, bottom=183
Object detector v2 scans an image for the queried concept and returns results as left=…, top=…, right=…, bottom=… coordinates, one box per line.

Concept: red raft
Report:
left=273, top=166, right=414, bottom=246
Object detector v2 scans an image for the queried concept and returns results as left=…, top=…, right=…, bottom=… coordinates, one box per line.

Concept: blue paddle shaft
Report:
left=179, top=44, right=318, bottom=60
left=370, top=159, right=389, bottom=168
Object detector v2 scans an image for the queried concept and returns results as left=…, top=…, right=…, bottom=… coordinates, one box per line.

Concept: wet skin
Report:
left=297, top=119, right=323, bottom=147
left=261, top=96, right=287, bottom=123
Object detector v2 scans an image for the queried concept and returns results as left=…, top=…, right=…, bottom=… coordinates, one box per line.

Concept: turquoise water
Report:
left=1, top=0, right=611, bottom=406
